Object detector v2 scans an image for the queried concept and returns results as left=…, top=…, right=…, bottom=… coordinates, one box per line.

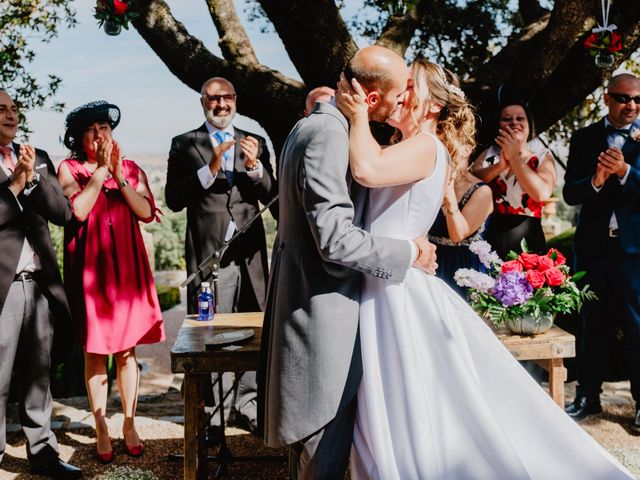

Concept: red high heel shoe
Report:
left=123, top=442, right=144, bottom=458
left=95, top=448, right=115, bottom=464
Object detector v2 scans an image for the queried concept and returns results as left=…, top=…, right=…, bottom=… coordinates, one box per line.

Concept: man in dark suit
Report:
left=563, top=73, right=640, bottom=430
left=0, top=90, right=81, bottom=478
left=165, top=77, right=277, bottom=430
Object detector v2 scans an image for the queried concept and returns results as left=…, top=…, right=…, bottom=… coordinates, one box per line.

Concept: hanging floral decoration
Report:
left=584, top=0, right=623, bottom=68
left=94, top=0, right=139, bottom=36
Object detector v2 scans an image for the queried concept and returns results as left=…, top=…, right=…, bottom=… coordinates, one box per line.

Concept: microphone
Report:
left=181, top=194, right=279, bottom=288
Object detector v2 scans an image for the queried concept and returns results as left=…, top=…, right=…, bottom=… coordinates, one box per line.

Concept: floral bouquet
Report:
left=584, top=29, right=623, bottom=68
left=454, top=241, right=596, bottom=333
left=94, top=0, right=139, bottom=36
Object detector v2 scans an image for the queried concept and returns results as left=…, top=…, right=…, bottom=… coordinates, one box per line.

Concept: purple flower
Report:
left=492, top=272, right=533, bottom=307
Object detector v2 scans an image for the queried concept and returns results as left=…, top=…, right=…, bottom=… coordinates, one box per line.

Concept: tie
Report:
left=1, top=146, right=14, bottom=172
left=605, top=125, right=630, bottom=137
left=213, top=131, right=234, bottom=186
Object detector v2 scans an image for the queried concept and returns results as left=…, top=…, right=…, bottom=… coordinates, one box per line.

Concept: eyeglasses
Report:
left=202, top=93, right=237, bottom=104
left=608, top=92, right=640, bottom=104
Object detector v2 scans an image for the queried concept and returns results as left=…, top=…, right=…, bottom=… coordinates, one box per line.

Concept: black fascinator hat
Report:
left=63, top=100, right=121, bottom=151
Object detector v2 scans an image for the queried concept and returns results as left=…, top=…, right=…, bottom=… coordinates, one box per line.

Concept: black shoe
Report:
left=31, top=458, right=82, bottom=479
left=565, top=396, right=602, bottom=420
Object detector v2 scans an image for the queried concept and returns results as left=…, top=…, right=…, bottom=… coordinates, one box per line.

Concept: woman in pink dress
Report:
left=57, top=101, right=164, bottom=463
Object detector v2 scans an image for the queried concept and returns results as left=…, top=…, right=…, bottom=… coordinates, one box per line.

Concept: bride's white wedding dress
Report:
left=350, top=132, right=634, bottom=479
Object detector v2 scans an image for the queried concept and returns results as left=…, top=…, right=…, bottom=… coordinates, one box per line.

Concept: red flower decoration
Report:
left=584, top=33, right=599, bottom=49
left=544, top=267, right=566, bottom=287
left=526, top=270, right=546, bottom=289
left=519, top=253, right=540, bottom=270
left=113, top=0, right=128, bottom=15
left=501, top=260, right=523, bottom=274
left=609, top=32, right=623, bottom=52
left=536, top=256, right=554, bottom=272
left=546, top=248, right=566, bottom=266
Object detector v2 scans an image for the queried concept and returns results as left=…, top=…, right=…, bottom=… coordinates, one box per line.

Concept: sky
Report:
left=24, top=0, right=362, bottom=158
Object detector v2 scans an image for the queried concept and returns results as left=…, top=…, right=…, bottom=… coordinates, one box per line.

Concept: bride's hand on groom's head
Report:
left=412, top=237, right=438, bottom=275
left=336, top=73, right=368, bottom=121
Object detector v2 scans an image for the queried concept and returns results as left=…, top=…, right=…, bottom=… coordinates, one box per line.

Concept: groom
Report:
left=258, top=46, right=437, bottom=479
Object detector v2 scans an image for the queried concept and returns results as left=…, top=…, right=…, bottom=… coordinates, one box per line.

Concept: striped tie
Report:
left=1, top=146, right=14, bottom=172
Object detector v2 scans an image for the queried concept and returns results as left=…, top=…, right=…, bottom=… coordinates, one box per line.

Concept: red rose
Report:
left=544, top=267, right=566, bottom=287
left=526, top=196, right=542, bottom=217
left=526, top=269, right=546, bottom=289
left=546, top=248, right=566, bottom=266
left=537, top=256, right=554, bottom=272
left=609, top=32, right=623, bottom=52
left=584, top=33, right=599, bottom=49
left=519, top=253, right=540, bottom=270
left=501, top=260, right=523, bottom=273
left=113, top=0, right=128, bottom=15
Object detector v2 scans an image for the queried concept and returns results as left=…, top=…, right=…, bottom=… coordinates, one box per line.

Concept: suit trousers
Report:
left=0, top=277, right=59, bottom=467
left=576, top=237, right=640, bottom=405
left=288, top=396, right=357, bottom=480
left=205, top=259, right=258, bottom=429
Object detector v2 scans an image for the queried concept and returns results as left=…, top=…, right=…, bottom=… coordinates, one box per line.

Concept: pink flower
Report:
left=536, top=256, right=554, bottom=272
left=544, top=267, right=566, bottom=287
left=113, top=0, right=128, bottom=15
left=501, top=260, right=523, bottom=273
left=519, top=253, right=540, bottom=270
left=546, top=248, right=566, bottom=266
left=526, top=269, right=546, bottom=289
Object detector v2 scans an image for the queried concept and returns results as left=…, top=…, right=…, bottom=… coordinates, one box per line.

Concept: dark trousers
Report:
left=0, top=277, right=59, bottom=467
left=206, top=259, right=260, bottom=428
left=289, top=397, right=357, bottom=480
left=576, top=238, right=640, bottom=406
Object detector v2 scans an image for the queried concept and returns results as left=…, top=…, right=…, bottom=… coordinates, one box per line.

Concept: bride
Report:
left=336, top=59, right=634, bottom=480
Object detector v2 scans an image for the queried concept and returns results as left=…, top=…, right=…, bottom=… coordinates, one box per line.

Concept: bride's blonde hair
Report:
left=408, top=59, right=477, bottom=177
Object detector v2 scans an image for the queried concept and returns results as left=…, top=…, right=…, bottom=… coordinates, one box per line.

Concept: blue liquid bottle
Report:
left=198, top=282, right=215, bottom=321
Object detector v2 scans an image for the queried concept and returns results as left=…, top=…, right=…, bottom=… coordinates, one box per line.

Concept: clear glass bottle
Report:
left=198, top=282, right=215, bottom=321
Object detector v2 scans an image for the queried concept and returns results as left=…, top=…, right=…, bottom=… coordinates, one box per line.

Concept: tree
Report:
left=128, top=0, right=640, bottom=154
left=0, top=1, right=76, bottom=137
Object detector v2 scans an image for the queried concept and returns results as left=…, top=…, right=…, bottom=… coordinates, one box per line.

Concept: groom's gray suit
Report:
left=258, top=101, right=413, bottom=477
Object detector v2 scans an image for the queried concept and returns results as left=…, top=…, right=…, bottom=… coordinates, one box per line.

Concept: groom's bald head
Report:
left=344, top=46, right=410, bottom=123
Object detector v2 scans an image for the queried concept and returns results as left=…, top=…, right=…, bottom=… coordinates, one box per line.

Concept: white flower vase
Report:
left=507, top=312, right=554, bottom=336
left=594, top=51, right=615, bottom=69
left=104, top=18, right=122, bottom=36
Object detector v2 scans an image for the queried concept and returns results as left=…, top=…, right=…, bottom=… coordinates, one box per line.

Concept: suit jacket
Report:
left=0, top=145, right=74, bottom=363
left=259, top=102, right=412, bottom=447
left=563, top=118, right=640, bottom=265
left=165, top=124, right=277, bottom=312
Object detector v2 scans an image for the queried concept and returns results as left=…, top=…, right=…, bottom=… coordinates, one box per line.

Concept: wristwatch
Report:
left=246, top=161, right=259, bottom=172
left=25, top=172, right=40, bottom=190
left=118, top=178, right=129, bottom=188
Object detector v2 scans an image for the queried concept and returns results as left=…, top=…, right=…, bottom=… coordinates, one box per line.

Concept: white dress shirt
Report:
left=1, top=143, right=40, bottom=273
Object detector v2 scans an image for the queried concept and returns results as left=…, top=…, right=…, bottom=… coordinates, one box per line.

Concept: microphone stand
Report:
left=181, top=195, right=278, bottom=312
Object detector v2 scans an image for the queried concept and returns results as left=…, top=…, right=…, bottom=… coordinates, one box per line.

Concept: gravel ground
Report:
left=2, top=290, right=640, bottom=479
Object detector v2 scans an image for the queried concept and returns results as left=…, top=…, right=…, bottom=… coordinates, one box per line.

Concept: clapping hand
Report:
left=336, top=74, right=368, bottom=122
left=209, top=140, right=234, bottom=175
left=598, top=146, right=628, bottom=179
left=94, top=136, right=112, bottom=170
left=108, top=141, right=125, bottom=183
left=496, top=125, right=526, bottom=164
left=240, top=136, right=259, bottom=170
left=17, top=144, right=36, bottom=182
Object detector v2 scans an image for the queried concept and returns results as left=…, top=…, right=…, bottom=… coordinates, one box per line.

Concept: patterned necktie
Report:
left=0, top=146, right=14, bottom=172
left=605, top=125, right=629, bottom=149
left=213, top=130, right=234, bottom=186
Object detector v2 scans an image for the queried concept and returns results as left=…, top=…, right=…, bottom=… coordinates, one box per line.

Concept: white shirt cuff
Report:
left=197, top=165, right=217, bottom=189
left=619, top=164, right=630, bottom=185
left=591, top=177, right=603, bottom=192
left=246, top=161, right=264, bottom=181
left=9, top=186, right=23, bottom=211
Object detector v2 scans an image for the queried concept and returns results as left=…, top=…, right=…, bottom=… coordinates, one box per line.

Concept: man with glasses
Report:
left=165, top=77, right=277, bottom=431
left=563, top=73, right=640, bottom=431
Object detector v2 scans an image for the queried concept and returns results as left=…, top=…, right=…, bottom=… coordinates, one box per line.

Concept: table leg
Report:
left=547, top=358, right=567, bottom=408
left=184, top=374, right=208, bottom=480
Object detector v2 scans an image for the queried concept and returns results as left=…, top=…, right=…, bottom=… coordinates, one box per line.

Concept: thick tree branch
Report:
left=131, top=0, right=304, bottom=154
left=519, top=0, right=547, bottom=24
left=375, top=3, right=421, bottom=56
left=205, top=0, right=258, bottom=66
left=257, top=0, right=357, bottom=88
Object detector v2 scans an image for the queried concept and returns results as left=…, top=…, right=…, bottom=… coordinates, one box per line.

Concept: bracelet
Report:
left=118, top=178, right=129, bottom=189
left=445, top=207, right=460, bottom=215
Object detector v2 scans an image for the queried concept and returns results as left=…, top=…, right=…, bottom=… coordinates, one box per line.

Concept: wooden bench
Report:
left=171, top=313, right=575, bottom=479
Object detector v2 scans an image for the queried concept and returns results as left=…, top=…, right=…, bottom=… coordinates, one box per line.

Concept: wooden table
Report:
left=488, top=322, right=576, bottom=407
left=171, top=312, right=264, bottom=480
left=171, top=313, right=576, bottom=479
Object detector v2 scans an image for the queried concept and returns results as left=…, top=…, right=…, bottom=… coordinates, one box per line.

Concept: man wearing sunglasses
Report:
left=165, top=77, right=277, bottom=432
left=563, top=73, right=640, bottom=431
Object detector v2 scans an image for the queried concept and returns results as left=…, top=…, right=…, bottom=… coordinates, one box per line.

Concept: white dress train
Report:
left=350, top=133, right=634, bottom=479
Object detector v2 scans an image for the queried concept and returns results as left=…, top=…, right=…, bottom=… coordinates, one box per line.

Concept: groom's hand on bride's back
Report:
left=412, top=237, right=438, bottom=275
